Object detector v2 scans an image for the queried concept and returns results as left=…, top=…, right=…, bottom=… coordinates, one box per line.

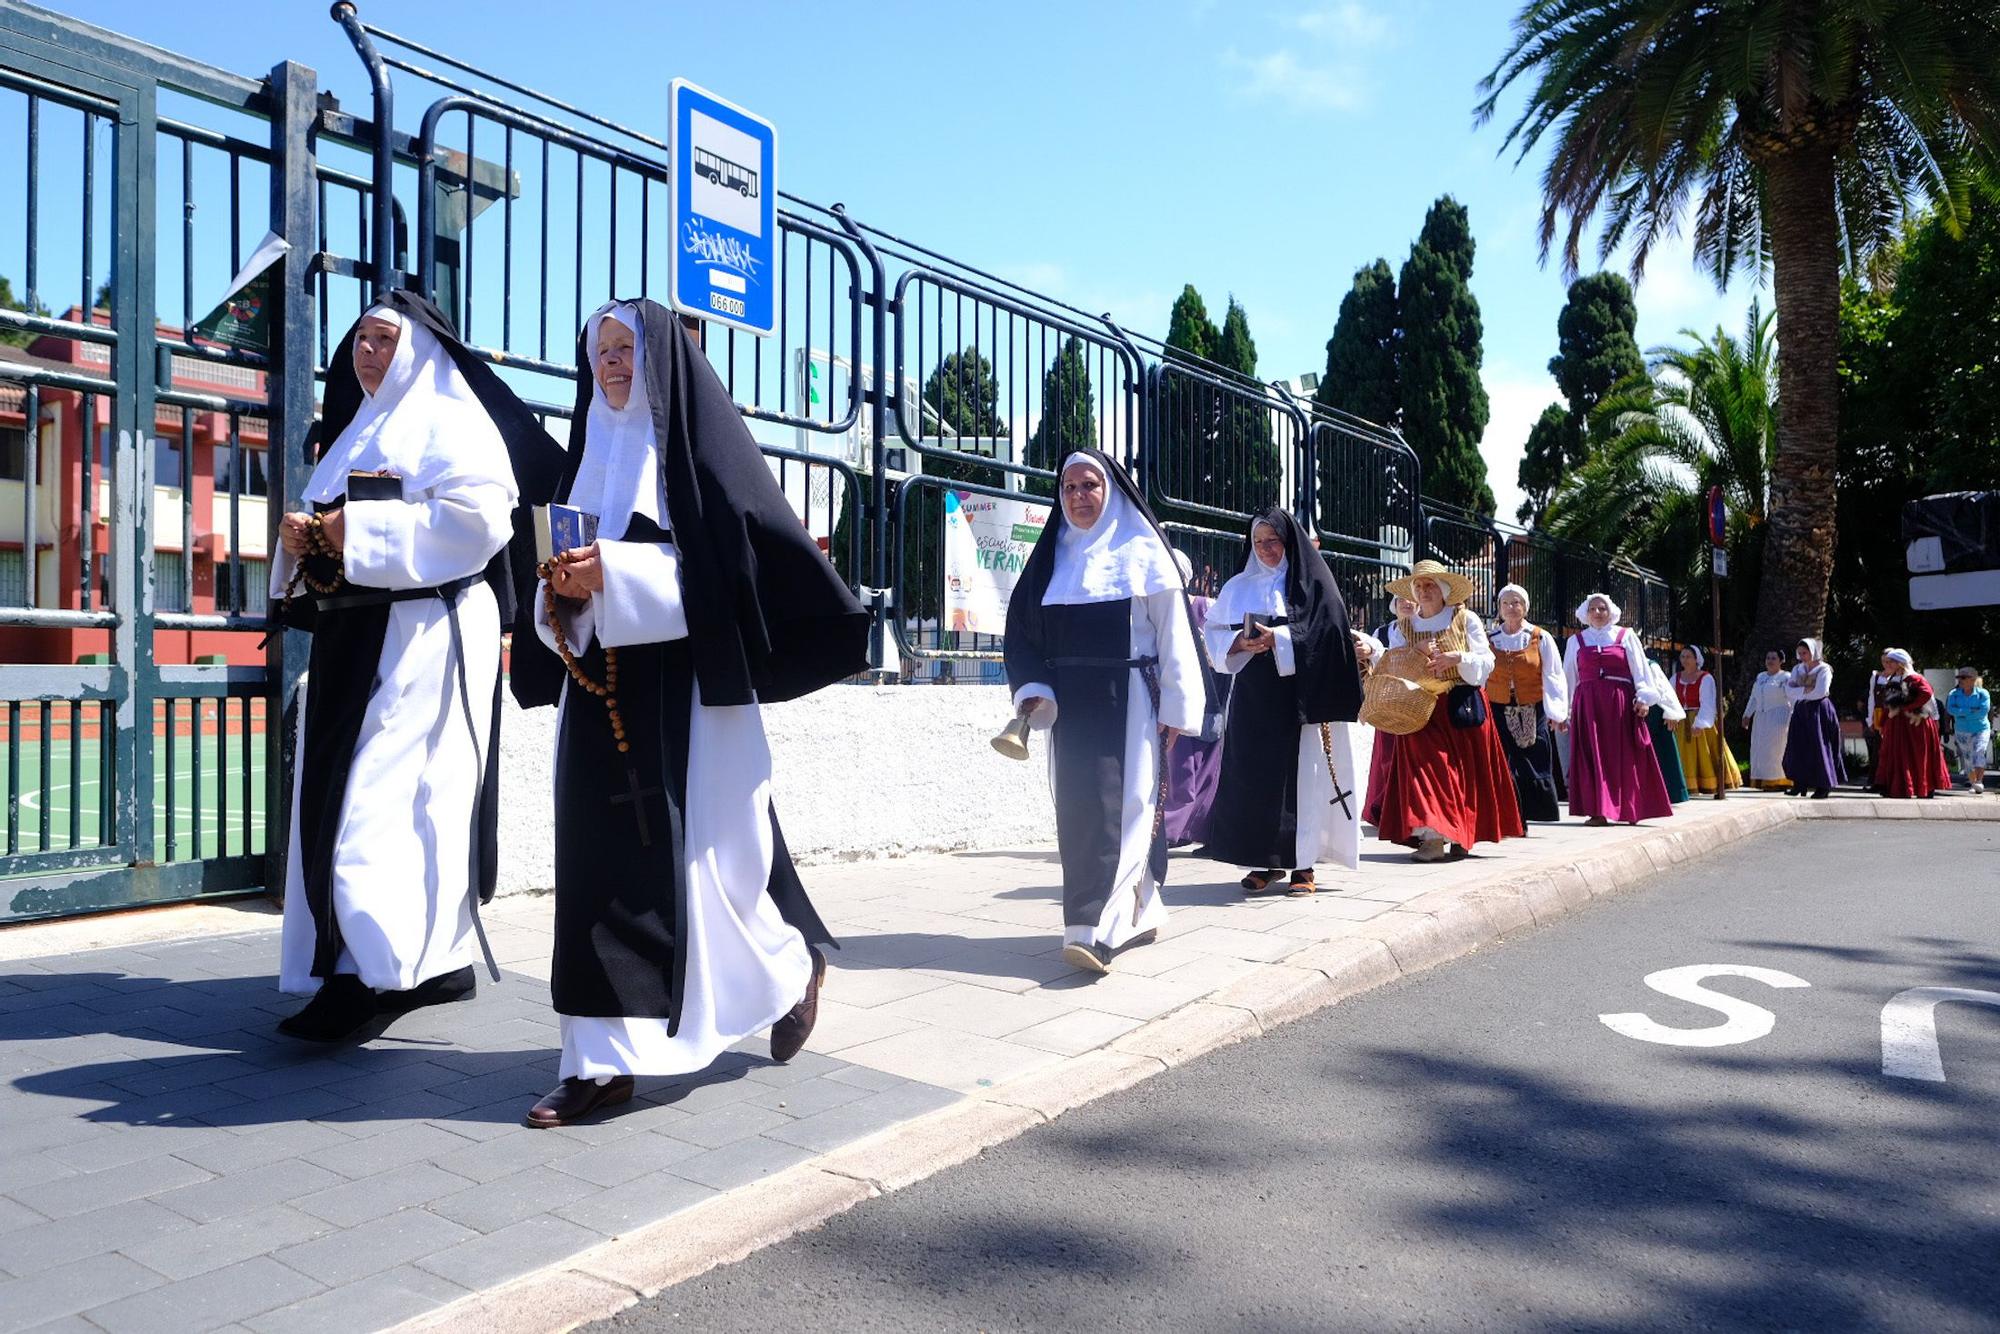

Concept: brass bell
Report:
left=991, top=712, right=1033, bottom=761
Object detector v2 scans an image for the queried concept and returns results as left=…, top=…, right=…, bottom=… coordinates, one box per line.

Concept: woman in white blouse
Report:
left=1561, top=593, right=1675, bottom=826
left=1352, top=561, right=1524, bottom=862
left=1783, top=637, right=1846, bottom=798
left=1740, top=649, right=1795, bottom=789
left=1486, top=583, right=1569, bottom=822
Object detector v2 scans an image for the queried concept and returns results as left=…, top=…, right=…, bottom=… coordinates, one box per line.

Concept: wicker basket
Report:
left=1359, top=645, right=1445, bottom=735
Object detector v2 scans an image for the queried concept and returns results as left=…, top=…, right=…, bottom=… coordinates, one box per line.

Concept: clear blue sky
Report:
left=33, top=0, right=1762, bottom=518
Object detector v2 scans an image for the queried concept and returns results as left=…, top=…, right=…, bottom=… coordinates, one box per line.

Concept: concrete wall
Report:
left=495, top=683, right=1052, bottom=896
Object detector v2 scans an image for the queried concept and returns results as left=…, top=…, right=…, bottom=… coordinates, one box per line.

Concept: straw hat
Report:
left=1385, top=559, right=1477, bottom=608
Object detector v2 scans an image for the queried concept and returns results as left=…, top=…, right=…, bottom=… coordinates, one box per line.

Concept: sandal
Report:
left=1286, top=870, right=1316, bottom=897
left=1241, top=870, right=1284, bottom=896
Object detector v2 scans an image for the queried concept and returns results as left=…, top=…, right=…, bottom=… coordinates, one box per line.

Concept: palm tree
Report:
left=1547, top=302, right=1777, bottom=651
left=1478, top=0, right=2000, bottom=701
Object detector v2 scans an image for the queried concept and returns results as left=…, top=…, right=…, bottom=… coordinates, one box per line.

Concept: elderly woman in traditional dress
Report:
left=1486, top=583, right=1568, bottom=823
left=1201, top=508, right=1367, bottom=895
left=1361, top=593, right=1417, bottom=829
left=1740, top=649, right=1795, bottom=790
left=1870, top=648, right=1953, bottom=798
left=1352, top=561, right=1523, bottom=861
left=1561, top=593, right=1674, bottom=827
left=1783, top=638, right=1845, bottom=799
left=1005, top=450, right=1209, bottom=973
left=1672, top=645, right=1740, bottom=797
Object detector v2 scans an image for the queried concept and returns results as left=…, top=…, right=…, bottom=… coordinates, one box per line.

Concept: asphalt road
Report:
left=598, top=820, right=2000, bottom=1333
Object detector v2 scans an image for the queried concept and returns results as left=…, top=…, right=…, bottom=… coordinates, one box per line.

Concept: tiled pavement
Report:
left=1, top=790, right=1992, bottom=1333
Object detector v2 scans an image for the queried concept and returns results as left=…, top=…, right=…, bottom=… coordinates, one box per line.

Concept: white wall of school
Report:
left=494, top=683, right=1052, bottom=896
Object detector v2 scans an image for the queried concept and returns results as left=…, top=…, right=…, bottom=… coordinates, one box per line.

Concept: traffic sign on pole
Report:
left=1707, top=486, right=1728, bottom=547
left=669, top=80, right=777, bottom=337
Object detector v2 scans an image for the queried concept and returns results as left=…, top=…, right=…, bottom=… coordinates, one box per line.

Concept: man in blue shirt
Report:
left=1945, top=667, right=1991, bottom=794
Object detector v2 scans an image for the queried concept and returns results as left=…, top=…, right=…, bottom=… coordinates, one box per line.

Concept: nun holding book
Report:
left=1200, top=508, right=1368, bottom=896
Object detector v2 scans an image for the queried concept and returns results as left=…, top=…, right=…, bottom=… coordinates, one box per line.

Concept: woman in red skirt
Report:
left=1355, top=561, right=1524, bottom=862
left=1872, top=648, right=1954, bottom=798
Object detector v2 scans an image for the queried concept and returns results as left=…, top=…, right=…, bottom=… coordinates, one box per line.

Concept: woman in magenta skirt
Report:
left=1562, top=592, right=1675, bottom=826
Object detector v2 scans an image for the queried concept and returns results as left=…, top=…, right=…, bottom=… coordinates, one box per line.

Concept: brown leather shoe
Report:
left=769, top=946, right=827, bottom=1063
left=525, top=1076, right=635, bottom=1129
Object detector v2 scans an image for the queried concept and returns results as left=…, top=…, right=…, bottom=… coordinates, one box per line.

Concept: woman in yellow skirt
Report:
left=1672, top=645, right=1741, bottom=796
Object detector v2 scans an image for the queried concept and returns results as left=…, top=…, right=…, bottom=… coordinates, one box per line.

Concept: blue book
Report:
left=535, top=503, right=599, bottom=564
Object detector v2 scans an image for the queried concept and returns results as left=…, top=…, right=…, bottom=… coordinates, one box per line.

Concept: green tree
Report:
left=1480, top=0, right=2000, bottom=703
left=1398, top=195, right=1495, bottom=515
left=1519, top=272, right=1647, bottom=523
left=1212, top=297, right=1281, bottom=514
left=1217, top=296, right=1258, bottom=378
left=1316, top=258, right=1400, bottom=427
left=1548, top=302, right=1779, bottom=664
left=1025, top=336, right=1098, bottom=496
left=1516, top=402, right=1574, bottom=525
left=0, top=275, right=51, bottom=349
left=900, top=348, right=1007, bottom=627
left=1163, top=284, right=1220, bottom=364
left=1155, top=284, right=1223, bottom=519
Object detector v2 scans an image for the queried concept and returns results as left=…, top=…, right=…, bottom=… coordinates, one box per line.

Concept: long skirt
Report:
left=1746, top=707, right=1793, bottom=789
left=1495, top=701, right=1561, bottom=823
left=1362, top=728, right=1394, bottom=827
left=1568, top=680, right=1675, bottom=824
left=1874, top=716, right=1953, bottom=798
left=1162, top=733, right=1223, bottom=847
left=1674, top=721, right=1741, bottom=795
left=1372, top=704, right=1524, bottom=849
left=1648, top=708, right=1690, bottom=803
left=1783, top=698, right=1847, bottom=793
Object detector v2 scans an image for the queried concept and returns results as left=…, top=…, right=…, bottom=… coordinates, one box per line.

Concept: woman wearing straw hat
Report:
left=1352, top=560, right=1524, bottom=862
left=1561, top=592, right=1675, bottom=826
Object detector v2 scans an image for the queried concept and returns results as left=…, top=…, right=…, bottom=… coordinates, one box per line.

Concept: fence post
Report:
left=832, top=205, right=890, bottom=680
left=331, top=2, right=397, bottom=297
left=265, top=59, right=319, bottom=894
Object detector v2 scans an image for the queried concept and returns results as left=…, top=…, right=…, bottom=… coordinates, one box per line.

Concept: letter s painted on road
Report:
left=1598, top=964, right=1812, bottom=1048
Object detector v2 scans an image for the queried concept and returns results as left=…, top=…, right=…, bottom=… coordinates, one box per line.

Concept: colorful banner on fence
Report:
left=942, top=489, right=1049, bottom=634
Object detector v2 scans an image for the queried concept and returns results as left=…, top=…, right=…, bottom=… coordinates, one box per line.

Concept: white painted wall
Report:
left=494, top=683, right=1052, bottom=895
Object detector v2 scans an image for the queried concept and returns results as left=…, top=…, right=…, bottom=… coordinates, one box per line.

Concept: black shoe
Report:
left=378, top=965, right=477, bottom=1015
left=525, top=1076, right=635, bottom=1129
left=769, top=946, right=826, bottom=1063
left=277, top=974, right=379, bottom=1043
left=1062, top=941, right=1112, bottom=975
left=1812, top=789, right=1831, bottom=799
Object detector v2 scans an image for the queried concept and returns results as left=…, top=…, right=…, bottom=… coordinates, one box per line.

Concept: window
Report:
left=0, top=426, right=24, bottom=482
left=154, top=436, right=182, bottom=490
left=216, top=445, right=269, bottom=497
left=216, top=557, right=268, bottom=612
left=153, top=550, right=187, bottom=611
left=0, top=550, right=26, bottom=606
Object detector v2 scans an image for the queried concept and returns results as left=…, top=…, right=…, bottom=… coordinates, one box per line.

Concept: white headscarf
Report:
left=305, top=305, right=514, bottom=505
left=1798, top=637, right=1824, bottom=662
left=1208, top=515, right=1290, bottom=627
left=1040, top=452, right=1183, bottom=606
left=1497, top=582, right=1531, bottom=613
left=1576, top=592, right=1622, bottom=627
left=1172, top=549, right=1194, bottom=583
left=569, top=302, right=666, bottom=541
left=1682, top=644, right=1705, bottom=671
left=1883, top=647, right=1913, bottom=670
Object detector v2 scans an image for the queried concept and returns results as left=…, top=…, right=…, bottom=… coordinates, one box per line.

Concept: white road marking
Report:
left=1599, top=964, right=1812, bottom=1048
left=1880, top=986, right=2000, bottom=1083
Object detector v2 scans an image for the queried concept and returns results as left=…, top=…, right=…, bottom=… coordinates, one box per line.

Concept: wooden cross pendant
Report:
left=609, top=765, right=665, bottom=847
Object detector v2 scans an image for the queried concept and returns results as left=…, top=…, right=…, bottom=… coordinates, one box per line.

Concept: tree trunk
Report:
left=1741, top=145, right=1843, bottom=717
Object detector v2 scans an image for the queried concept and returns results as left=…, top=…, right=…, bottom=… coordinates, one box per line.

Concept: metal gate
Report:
left=0, top=6, right=318, bottom=921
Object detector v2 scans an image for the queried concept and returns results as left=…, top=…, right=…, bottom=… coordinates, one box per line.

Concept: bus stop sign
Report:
left=669, top=79, right=777, bottom=336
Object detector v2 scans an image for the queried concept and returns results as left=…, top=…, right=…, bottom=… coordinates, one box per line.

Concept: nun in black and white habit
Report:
left=515, top=299, right=869, bottom=1128
left=272, top=293, right=563, bottom=1043
left=1200, top=508, right=1368, bottom=894
left=1004, top=450, right=1210, bottom=975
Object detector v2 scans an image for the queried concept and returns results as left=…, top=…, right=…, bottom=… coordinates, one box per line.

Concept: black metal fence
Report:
left=0, top=1, right=1668, bottom=920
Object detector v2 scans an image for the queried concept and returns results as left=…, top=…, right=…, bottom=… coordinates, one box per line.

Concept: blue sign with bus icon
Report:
left=670, top=79, right=777, bottom=337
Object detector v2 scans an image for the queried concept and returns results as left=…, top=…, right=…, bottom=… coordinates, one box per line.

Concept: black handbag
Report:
left=1446, top=682, right=1488, bottom=729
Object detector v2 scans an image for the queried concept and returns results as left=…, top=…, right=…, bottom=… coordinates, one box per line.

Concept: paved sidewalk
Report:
left=0, top=791, right=1992, bottom=1333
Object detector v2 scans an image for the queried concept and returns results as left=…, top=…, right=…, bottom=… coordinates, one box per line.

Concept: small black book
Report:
left=346, top=471, right=403, bottom=503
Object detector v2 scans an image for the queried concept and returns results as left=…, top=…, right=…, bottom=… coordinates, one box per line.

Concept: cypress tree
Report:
left=1025, top=336, right=1098, bottom=496
left=1551, top=272, right=1645, bottom=437
left=1317, top=259, right=1400, bottom=426
left=1398, top=196, right=1495, bottom=515
left=901, top=348, right=1007, bottom=625
left=1515, top=402, right=1574, bottom=525
left=1215, top=296, right=1279, bottom=513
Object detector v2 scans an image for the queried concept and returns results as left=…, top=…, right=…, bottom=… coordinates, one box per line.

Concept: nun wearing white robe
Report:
left=271, top=297, right=528, bottom=1043
left=1200, top=507, right=1368, bottom=892
left=516, top=300, right=868, bottom=1127
left=1004, top=449, right=1209, bottom=974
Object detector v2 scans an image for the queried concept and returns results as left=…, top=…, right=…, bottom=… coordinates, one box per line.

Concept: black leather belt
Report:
left=1051, top=655, right=1156, bottom=669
